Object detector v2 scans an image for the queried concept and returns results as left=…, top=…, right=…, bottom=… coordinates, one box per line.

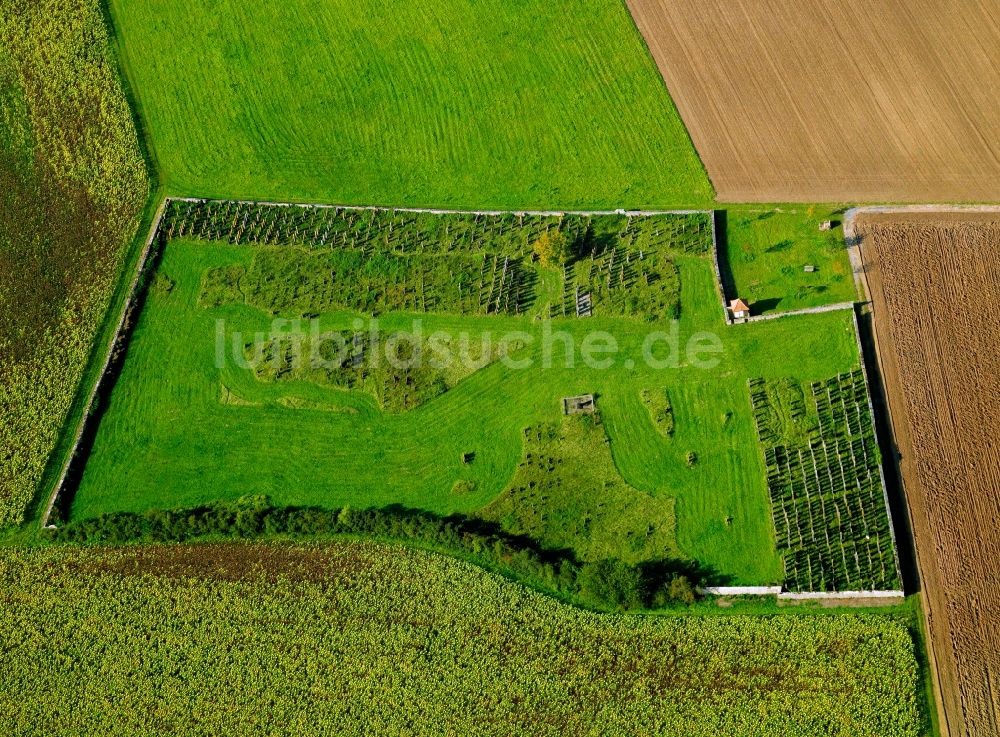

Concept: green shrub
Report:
left=52, top=496, right=703, bottom=611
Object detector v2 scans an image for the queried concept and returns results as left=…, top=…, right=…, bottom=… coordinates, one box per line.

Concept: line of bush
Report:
left=49, top=495, right=703, bottom=611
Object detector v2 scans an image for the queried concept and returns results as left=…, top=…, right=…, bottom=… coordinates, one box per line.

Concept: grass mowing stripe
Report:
left=108, top=0, right=713, bottom=208
left=70, top=234, right=861, bottom=584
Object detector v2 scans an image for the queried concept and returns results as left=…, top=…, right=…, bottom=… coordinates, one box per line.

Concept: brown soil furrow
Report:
left=857, top=215, right=1000, bottom=737
left=624, top=0, right=1000, bottom=202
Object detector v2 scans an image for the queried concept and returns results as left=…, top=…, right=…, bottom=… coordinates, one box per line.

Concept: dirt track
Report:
left=857, top=214, right=1000, bottom=737
left=625, top=0, right=1000, bottom=202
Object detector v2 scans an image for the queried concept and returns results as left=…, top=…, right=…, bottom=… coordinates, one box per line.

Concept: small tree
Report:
left=576, top=559, right=645, bottom=610
left=667, top=575, right=697, bottom=605
left=533, top=230, right=571, bottom=268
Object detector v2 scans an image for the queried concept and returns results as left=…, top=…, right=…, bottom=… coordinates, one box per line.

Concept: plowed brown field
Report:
left=857, top=213, right=1000, bottom=737
left=625, top=0, right=1000, bottom=202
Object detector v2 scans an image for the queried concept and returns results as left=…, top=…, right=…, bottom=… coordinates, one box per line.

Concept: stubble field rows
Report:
left=625, top=0, right=1000, bottom=202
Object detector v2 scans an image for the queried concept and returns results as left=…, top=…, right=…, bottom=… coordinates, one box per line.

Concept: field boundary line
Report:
left=776, top=589, right=904, bottom=601
left=40, top=197, right=169, bottom=529
left=168, top=196, right=712, bottom=219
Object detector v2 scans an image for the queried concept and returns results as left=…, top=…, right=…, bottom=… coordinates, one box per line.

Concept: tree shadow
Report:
left=750, top=297, right=783, bottom=313
left=55, top=497, right=734, bottom=606
left=577, top=228, right=616, bottom=261
left=515, top=260, right=539, bottom=313
left=639, top=558, right=731, bottom=588
left=714, top=211, right=738, bottom=301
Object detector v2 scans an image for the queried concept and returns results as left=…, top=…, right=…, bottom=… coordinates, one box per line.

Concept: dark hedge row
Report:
left=51, top=495, right=702, bottom=611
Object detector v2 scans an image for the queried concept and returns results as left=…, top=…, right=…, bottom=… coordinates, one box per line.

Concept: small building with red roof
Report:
left=729, top=298, right=751, bottom=322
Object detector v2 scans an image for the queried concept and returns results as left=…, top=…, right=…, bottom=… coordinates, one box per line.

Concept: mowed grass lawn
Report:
left=722, top=206, right=857, bottom=314
left=109, top=0, right=712, bottom=208
left=72, top=244, right=861, bottom=585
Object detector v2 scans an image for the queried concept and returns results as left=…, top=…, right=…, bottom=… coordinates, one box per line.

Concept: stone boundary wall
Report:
left=777, top=589, right=905, bottom=601
left=697, top=586, right=905, bottom=600
left=741, top=301, right=855, bottom=323
left=169, top=196, right=710, bottom=219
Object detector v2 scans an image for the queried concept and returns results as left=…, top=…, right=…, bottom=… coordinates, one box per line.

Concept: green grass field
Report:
left=722, top=206, right=856, bottom=314
left=108, top=0, right=712, bottom=208
left=70, top=225, right=861, bottom=585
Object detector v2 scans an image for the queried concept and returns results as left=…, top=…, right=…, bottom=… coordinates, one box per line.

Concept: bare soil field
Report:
left=625, top=0, right=1000, bottom=202
left=857, top=213, right=1000, bottom=737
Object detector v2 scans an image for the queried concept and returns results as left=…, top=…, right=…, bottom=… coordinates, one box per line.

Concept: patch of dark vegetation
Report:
left=49, top=495, right=716, bottom=611
left=61, top=541, right=373, bottom=583
left=640, top=387, right=675, bottom=437
left=247, top=328, right=505, bottom=413
left=0, top=0, right=149, bottom=527
left=481, top=415, right=678, bottom=564
left=173, top=199, right=710, bottom=321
